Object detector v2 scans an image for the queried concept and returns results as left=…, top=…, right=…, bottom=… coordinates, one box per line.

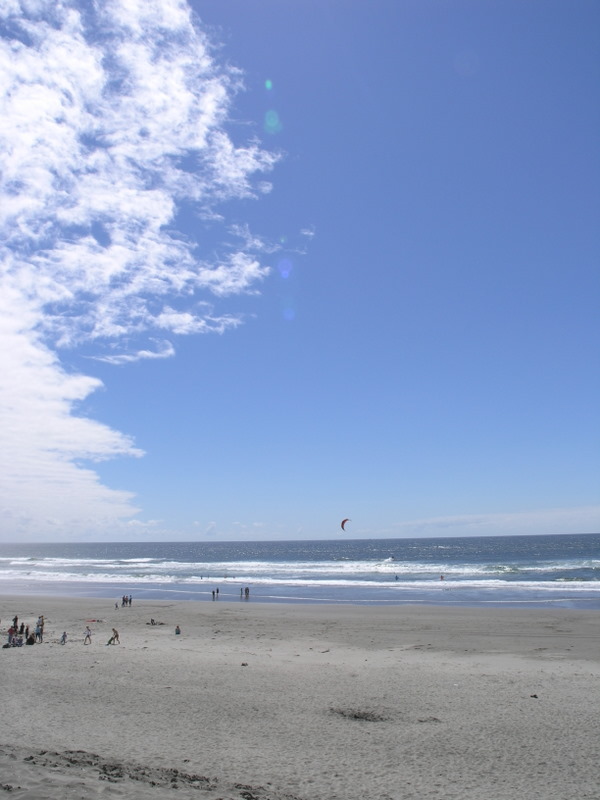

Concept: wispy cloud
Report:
left=389, top=506, right=600, bottom=538
left=91, top=339, right=176, bottom=366
left=0, top=0, right=279, bottom=540
left=228, top=223, right=282, bottom=255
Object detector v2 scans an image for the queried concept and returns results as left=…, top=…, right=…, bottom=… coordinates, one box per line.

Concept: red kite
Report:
left=341, top=518, right=351, bottom=531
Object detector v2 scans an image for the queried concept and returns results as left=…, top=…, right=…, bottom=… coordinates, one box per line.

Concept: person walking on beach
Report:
left=107, top=628, right=119, bottom=645
left=84, top=626, right=92, bottom=645
left=60, top=631, right=67, bottom=645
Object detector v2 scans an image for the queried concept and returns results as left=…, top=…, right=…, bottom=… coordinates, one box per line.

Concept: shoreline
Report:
left=2, top=596, right=599, bottom=799
left=2, top=533, right=598, bottom=612
left=1, top=580, right=598, bottom=610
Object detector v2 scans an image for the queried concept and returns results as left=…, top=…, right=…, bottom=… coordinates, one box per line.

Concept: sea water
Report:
left=0, top=533, right=598, bottom=608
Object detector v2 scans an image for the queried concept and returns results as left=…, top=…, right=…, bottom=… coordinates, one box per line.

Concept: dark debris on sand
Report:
left=329, top=707, right=391, bottom=722
left=1, top=744, right=306, bottom=800
left=24, top=749, right=217, bottom=791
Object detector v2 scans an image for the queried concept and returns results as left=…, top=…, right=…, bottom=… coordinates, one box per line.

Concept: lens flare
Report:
left=277, top=258, right=293, bottom=278
left=265, top=78, right=273, bottom=90
left=264, top=109, right=282, bottom=134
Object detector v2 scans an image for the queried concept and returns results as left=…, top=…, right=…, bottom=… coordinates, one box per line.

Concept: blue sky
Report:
left=1, top=0, right=598, bottom=543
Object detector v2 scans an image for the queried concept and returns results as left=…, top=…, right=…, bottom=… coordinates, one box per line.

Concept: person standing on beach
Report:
left=84, top=626, right=92, bottom=644
left=60, top=632, right=67, bottom=645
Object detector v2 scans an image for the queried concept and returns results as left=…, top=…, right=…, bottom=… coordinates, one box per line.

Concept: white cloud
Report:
left=91, top=339, right=176, bottom=365
left=0, top=0, right=280, bottom=541
left=228, top=223, right=281, bottom=254
left=0, top=299, right=143, bottom=540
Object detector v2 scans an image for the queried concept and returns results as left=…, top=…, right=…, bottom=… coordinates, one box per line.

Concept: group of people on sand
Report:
left=117, top=595, right=133, bottom=608
left=41, top=624, right=121, bottom=646
left=4, top=614, right=44, bottom=647
left=2, top=612, right=121, bottom=649
left=210, top=586, right=251, bottom=600
left=83, top=625, right=120, bottom=645
left=5, top=587, right=252, bottom=650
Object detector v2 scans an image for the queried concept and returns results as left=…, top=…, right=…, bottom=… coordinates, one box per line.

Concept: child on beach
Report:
left=84, top=626, right=92, bottom=644
left=60, top=632, right=67, bottom=645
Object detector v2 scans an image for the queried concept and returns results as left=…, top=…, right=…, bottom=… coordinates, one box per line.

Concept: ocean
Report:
left=0, top=533, right=598, bottom=608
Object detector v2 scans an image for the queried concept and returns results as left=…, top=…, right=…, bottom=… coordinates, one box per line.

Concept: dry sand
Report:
left=0, top=597, right=598, bottom=800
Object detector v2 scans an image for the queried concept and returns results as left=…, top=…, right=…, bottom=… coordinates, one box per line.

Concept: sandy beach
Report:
left=1, top=597, right=598, bottom=800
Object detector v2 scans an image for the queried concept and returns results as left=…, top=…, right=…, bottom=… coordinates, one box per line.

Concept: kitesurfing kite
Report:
left=341, top=518, right=351, bottom=531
